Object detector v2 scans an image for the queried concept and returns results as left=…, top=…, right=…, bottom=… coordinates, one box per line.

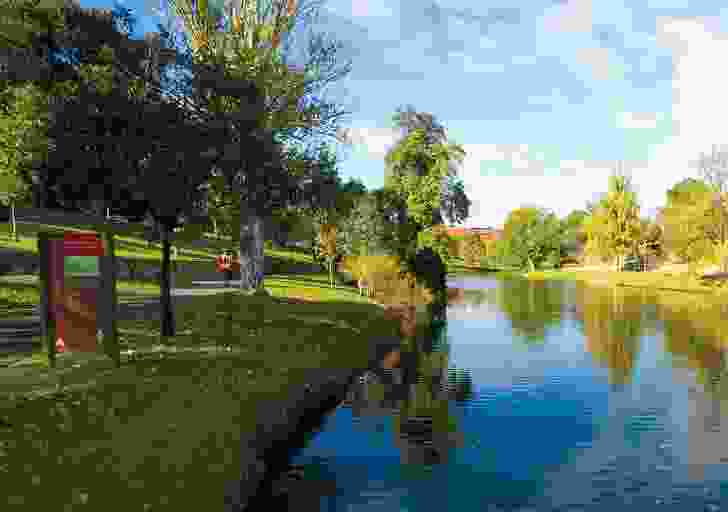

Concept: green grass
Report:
left=0, top=221, right=218, bottom=262
left=265, top=272, right=372, bottom=304
left=0, top=279, right=401, bottom=510
left=1, top=220, right=315, bottom=268
left=0, top=274, right=163, bottom=318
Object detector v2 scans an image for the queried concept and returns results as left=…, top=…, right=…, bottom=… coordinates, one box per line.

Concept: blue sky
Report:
left=80, top=0, right=728, bottom=228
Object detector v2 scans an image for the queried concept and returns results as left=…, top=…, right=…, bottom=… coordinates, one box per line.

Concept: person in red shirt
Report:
left=217, top=250, right=237, bottom=287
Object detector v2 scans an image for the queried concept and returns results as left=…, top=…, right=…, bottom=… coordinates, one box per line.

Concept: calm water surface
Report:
left=278, top=274, right=728, bottom=511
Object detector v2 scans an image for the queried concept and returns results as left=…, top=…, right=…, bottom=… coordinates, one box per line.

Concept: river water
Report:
left=274, top=274, right=728, bottom=511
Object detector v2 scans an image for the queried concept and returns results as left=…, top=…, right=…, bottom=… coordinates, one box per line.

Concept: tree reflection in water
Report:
left=344, top=297, right=472, bottom=470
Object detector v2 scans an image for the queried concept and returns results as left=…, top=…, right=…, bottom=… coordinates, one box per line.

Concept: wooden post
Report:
left=99, top=229, right=120, bottom=366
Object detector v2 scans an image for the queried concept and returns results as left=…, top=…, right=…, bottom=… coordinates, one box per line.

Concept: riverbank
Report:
left=523, top=268, right=728, bottom=295
left=0, top=271, right=417, bottom=511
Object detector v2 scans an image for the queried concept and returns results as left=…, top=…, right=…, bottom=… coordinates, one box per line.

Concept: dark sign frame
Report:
left=38, top=231, right=120, bottom=368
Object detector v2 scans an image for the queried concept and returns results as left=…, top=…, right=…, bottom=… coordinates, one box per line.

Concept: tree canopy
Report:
left=502, top=206, right=564, bottom=271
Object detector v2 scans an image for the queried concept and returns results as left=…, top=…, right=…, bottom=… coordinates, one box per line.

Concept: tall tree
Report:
left=386, top=105, right=471, bottom=228
left=0, top=81, right=43, bottom=240
left=336, top=191, right=388, bottom=258
left=161, top=0, right=352, bottom=292
left=583, top=167, right=641, bottom=270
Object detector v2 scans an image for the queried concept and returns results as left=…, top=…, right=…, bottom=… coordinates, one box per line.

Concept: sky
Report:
left=79, top=0, right=728, bottom=229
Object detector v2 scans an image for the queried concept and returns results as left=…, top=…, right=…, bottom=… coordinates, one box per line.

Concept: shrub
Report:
left=341, top=254, right=431, bottom=306
left=447, top=238, right=462, bottom=259
left=463, top=232, right=483, bottom=267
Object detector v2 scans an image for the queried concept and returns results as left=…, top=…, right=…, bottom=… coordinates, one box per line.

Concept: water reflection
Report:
left=283, top=276, right=728, bottom=511
left=573, top=283, right=647, bottom=387
left=343, top=313, right=468, bottom=470
left=494, top=278, right=566, bottom=345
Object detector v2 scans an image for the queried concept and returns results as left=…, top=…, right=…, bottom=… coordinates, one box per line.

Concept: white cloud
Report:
left=632, top=17, right=728, bottom=214
left=342, top=127, right=400, bottom=159
left=457, top=144, right=614, bottom=228
left=574, top=46, right=612, bottom=81
left=541, top=0, right=593, bottom=34
left=617, top=111, right=662, bottom=130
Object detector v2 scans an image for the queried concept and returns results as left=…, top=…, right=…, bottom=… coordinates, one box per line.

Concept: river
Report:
left=269, top=273, right=728, bottom=511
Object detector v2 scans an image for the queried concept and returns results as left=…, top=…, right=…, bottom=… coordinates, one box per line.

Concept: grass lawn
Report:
left=0, top=277, right=401, bottom=510
left=0, top=274, right=163, bottom=318
left=0, top=220, right=226, bottom=263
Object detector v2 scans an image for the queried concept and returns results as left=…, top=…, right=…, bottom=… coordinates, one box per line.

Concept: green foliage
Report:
left=416, top=225, right=451, bottom=270
left=502, top=207, right=564, bottom=271
left=336, top=193, right=388, bottom=257
left=385, top=128, right=467, bottom=228
left=582, top=172, right=642, bottom=268
left=559, top=208, right=588, bottom=256
left=660, top=177, right=725, bottom=265
left=462, top=231, right=483, bottom=267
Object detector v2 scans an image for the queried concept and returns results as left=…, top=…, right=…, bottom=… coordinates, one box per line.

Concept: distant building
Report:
left=446, top=226, right=502, bottom=242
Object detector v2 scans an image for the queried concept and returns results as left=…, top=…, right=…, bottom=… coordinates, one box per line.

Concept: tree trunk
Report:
left=211, top=216, right=218, bottom=238
left=431, top=206, right=443, bottom=226
left=101, top=230, right=120, bottom=366
left=91, top=198, right=104, bottom=217
left=160, top=224, right=175, bottom=338
left=10, top=199, right=17, bottom=242
left=239, top=202, right=265, bottom=292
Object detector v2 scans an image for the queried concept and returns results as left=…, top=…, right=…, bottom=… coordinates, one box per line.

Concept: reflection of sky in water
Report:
left=291, top=275, right=728, bottom=511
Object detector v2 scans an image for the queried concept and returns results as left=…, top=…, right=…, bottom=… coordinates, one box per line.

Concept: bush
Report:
left=463, top=232, right=483, bottom=267
left=340, top=254, right=432, bottom=305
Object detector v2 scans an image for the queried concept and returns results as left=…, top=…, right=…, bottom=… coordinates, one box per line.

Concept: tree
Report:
left=40, top=25, right=228, bottom=338
left=502, top=205, right=541, bottom=242
left=162, top=0, right=353, bottom=292
left=317, top=222, right=337, bottom=288
left=696, top=144, right=728, bottom=193
left=384, top=127, right=468, bottom=269
left=503, top=207, right=564, bottom=271
left=660, top=177, right=727, bottom=269
left=582, top=168, right=641, bottom=270
left=0, top=82, right=41, bottom=240
left=383, top=106, right=470, bottom=281
left=560, top=208, right=588, bottom=259
left=336, top=192, right=388, bottom=258
left=634, top=216, right=663, bottom=267
left=462, top=231, right=483, bottom=267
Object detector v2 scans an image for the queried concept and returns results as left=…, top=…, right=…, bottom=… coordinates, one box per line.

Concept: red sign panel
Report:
left=63, top=232, right=104, bottom=256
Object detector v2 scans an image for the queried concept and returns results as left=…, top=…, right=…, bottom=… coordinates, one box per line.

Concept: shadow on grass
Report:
left=0, top=290, right=402, bottom=511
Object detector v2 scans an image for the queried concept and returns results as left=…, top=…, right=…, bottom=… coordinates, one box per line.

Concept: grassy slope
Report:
left=0, top=288, right=399, bottom=510
left=0, top=223, right=402, bottom=509
left=0, top=219, right=322, bottom=312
